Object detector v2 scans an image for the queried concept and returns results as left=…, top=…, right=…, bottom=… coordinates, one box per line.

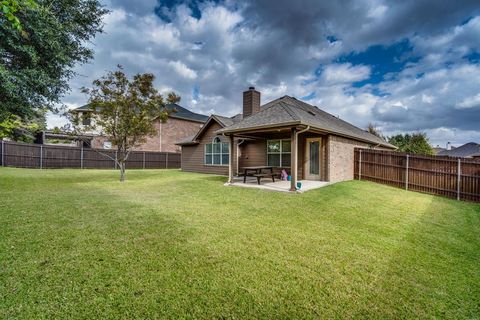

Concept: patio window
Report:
left=205, top=137, right=229, bottom=166
left=267, top=140, right=291, bottom=167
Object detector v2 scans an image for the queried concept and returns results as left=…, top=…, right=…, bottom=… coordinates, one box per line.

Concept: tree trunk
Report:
left=119, top=161, right=126, bottom=182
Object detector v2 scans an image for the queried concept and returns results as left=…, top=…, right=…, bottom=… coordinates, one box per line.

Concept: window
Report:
left=82, top=114, right=91, bottom=126
left=205, top=137, right=229, bottom=166
left=267, top=139, right=291, bottom=167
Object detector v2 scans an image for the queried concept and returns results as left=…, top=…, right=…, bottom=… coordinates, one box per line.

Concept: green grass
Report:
left=1, top=168, right=479, bottom=319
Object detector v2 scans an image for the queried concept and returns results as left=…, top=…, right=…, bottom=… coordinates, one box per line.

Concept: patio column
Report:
left=228, top=134, right=234, bottom=184
left=290, top=127, right=297, bottom=191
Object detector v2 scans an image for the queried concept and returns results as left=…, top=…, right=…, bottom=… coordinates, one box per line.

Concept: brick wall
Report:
left=327, top=135, right=376, bottom=182
left=137, top=117, right=203, bottom=153
left=90, top=117, right=203, bottom=153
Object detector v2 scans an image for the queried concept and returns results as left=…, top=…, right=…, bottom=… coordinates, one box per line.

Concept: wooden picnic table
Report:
left=242, top=166, right=275, bottom=184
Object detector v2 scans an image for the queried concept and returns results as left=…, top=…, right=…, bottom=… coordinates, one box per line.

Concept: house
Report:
left=176, top=87, right=396, bottom=190
left=72, top=103, right=208, bottom=152
left=432, top=145, right=446, bottom=155
left=437, top=142, right=480, bottom=158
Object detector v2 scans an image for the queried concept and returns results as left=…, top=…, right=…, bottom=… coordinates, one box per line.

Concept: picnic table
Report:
left=242, top=166, right=276, bottom=185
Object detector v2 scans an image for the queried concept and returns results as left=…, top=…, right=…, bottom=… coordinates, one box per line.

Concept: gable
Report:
left=194, top=117, right=225, bottom=142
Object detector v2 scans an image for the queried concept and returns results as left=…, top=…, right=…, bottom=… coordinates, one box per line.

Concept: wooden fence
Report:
left=0, top=140, right=181, bottom=170
left=354, top=148, right=480, bottom=202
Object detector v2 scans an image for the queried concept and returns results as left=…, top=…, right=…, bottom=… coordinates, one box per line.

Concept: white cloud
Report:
left=168, top=61, right=198, bottom=79
left=48, top=0, right=480, bottom=146
left=456, top=94, right=480, bottom=109
left=320, top=63, right=371, bottom=85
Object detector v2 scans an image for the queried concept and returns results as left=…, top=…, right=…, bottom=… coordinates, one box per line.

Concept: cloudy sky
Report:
left=49, top=0, right=480, bottom=146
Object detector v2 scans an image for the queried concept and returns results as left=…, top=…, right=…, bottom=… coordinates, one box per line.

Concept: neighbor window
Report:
left=82, top=114, right=91, bottom=126
left=205, top=137, right=229, bottom=166
left=267, top=140, right=291, bottom=167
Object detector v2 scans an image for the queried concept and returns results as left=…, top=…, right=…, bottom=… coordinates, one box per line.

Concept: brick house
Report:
left=72, top=104, right=208, bottom=153
left=177, top=87, right=396, bottom=190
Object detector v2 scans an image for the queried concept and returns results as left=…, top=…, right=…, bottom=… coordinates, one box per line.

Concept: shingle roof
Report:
left=175, top=114, right=243, bottom=145
left=437, top=142, right=480, bottom=157
left=72, top=103, right=208, bottom=123
left=216, top=96, right=395, bottom=148
left=175, top=134, right=197, bottom=145
left=72, top=104, right=94, bottom=112
left=166, top=104, right=208, bottom=123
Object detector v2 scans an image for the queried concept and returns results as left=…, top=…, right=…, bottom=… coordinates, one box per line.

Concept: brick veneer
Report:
left=91, top=117, right=203, bottom=152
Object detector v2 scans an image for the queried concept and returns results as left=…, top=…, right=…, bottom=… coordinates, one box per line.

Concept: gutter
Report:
left=216, top=121, right=302, bottom=134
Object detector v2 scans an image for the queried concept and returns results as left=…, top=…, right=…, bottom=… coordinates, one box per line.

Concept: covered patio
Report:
left=221, top=123, right=329, bottom=192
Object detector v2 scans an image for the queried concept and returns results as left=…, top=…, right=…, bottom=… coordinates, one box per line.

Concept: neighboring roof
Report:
left=175, top=114, right=243, bottom=146
left=72, top=105, right=94, bottom=112
left=437, top=142, right=480, bottom=158
left=71, top=103, right=208, bottom=123
left=433, top=147, right=446, bottom=155
left=216, top=95, right=395, bottom=149
left=165, top=104, right=208, bottom=123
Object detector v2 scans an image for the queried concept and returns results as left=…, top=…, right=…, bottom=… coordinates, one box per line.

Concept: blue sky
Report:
left=50, top=0, right=480, bottom=146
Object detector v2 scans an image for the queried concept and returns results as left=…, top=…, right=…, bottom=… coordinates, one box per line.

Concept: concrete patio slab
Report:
left=226, top=178, right=330, bottom=193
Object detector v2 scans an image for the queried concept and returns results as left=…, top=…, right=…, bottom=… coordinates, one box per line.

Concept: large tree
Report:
left=73, top=67, right=181, bottom=182
left=0, top=0, right=108, bottom=121
left=366, top=122, right=386, bottom=140
left=388, top=132, right=434, bottom=155
left=1, top=0, right=37, bottom=30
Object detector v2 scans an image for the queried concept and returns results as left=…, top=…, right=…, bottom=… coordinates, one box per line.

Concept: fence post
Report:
left=358, top=149, right=362, bottom=180
left=457, top=158, right=461, bottom=201
left=39, top=145, right=43, bottom=169
left=114, top=150, right=118, bottom=169
left=80, top=147, right=84, bottom=169
left=405, top=154, right=409, bottom=190
left=143, top=151, right=146, bottom=170
left=1, top=140, right=4, bottom=166
left=166, top=153, right=169, bottom=169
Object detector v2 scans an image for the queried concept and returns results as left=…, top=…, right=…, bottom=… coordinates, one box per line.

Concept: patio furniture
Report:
left=242, top=166, right=276, bottom=184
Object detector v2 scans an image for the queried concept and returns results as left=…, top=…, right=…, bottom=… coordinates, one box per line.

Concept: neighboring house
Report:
left=437, top=142, right=480, bottom=158
left=72, top=104, right=208, bottom=153
left=176, top=87, right=396, bottom=190
left=433, top=145, right=446, bottom=155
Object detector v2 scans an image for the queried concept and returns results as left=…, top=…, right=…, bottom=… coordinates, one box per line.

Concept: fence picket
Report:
left=0, top=141, right=181, bottom=170
left=354, top=148, right=480, bottom=202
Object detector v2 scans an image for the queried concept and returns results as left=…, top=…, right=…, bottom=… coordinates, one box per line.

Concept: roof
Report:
left=175, top=114, right=243, bottom=146
left=72, top=105, right=94, bottom=112
left=216, top=96, right=395, bottom=148
left=71, top=103, right=208, bottom=123
left=175, top=134, right=197, bottom=146
left=437, top=142, right=480, bottom=158
left=165, top=104, right=208, bottom=123
left=433, top=147, right=446, bottom=154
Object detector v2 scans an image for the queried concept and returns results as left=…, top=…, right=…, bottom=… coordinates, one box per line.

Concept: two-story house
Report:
left=72, top=104, right=208, bottom=153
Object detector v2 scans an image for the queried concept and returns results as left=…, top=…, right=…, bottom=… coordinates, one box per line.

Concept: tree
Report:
left=73, top=67, right=181, bottom=182
left=388, top=132, right=434, bottom=155
left=0, top=111, right=45, bottom=142
left=1, top=0, right=37, bottom=30
left=0, top=0, right=108, bottom=121
left=366, top=123, right=385, bottom=140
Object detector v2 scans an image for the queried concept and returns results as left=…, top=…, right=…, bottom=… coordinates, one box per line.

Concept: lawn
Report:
left=1, top=168, right=479, bottom=319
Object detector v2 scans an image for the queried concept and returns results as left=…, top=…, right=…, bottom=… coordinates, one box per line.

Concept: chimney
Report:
left=446, top=142, right=451, bottom=150
left=243, top=86, right=260, bottom=118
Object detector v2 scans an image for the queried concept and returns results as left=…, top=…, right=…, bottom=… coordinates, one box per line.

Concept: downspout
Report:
left=294, top=126, right=310, bottom=181
left=159, top=121, right=162, bottom=152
